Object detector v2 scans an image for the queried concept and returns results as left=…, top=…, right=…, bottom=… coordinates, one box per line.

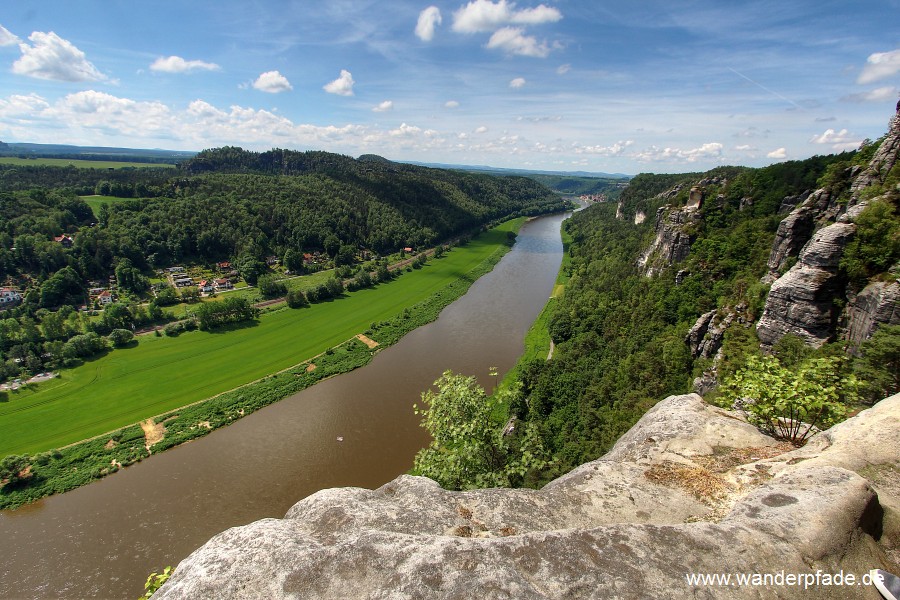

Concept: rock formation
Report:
left=845, top=281, right=900, bottom=348
left=156, top=393, right=899, bottom=600
left=764, top=201, right=817, bottom=281
left=757, top=222, right=856, bottom=348
left=637, top=205, right=700, bottom=277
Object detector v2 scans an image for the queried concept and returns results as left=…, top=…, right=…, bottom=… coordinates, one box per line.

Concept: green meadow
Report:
left=79, top=195, right=143, bottom=218
left=0, top=220, right=522, bottom=456
left=0, top=157, right=176, bottom=169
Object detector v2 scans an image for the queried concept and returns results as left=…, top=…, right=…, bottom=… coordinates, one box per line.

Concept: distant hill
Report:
left=403, top=160, right=631, bottom=179
left=0, top=142, right=196, bottom=164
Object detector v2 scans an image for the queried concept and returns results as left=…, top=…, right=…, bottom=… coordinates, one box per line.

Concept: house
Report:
left=168, top=266, right=185, bottom=273
left=198, top=280, right=214, bottom=293
left=53, top=235, right=74, bottom=248
left=403, top=247, right=414, bottom=253
left=216, top=261, right=231, bottom=271
left=97, top=290, right=115, bottom=305
left=214, top=278, right=233, bottom=290
left=174, top=276, right=194, bottom=287
left=0, top=288, right=22, bottom=308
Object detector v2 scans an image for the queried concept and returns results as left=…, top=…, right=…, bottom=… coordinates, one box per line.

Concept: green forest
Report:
left=0, top=147, right=567, bottom=384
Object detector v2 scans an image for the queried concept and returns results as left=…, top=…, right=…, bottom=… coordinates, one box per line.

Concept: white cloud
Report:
left=0, top=93, right=50, bottom=118
left=373, top=100, right=393, bottom=112
left=324, top=69, right=355, bottom=96
left=474, top=125, right=488, bottom=133
left=767, top=147, right=788, bottom=160
left=452, top=0, right=562, bottom=33
left=857, top=49, right=900, bottom=85
left=573, top=140, right=634, bottom=156
left=12, top=31, right=106, bottom=82
left=445, top=100, right=460, bottom=108
left=252, top=70, right=293, bottom=93
left=556, top=63, right=570, bottom=75
left=150, top=56, right=221, bottom=74
left=487, top=27, right=552, bottom=58
left=635, top=142, right=724, bottom=163
left=0, top=24, right=20, bottom=46
left=389, top=122, right=422, bottom=137
left=809, top=128, right=862, bottom=151
left=509, top=77, right=526, bottom=88
left=841, top=86, right=899, bottom=103
left=415, top=6, right=442, bottom=42
left=734, top=144, right=756, bottom=151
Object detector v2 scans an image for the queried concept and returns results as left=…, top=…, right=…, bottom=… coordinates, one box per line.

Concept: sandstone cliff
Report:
left=156, top=393, right=899, bottom=599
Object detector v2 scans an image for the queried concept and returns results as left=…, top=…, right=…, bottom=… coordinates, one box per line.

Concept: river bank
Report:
left=0, top=221, right=523, bottom=510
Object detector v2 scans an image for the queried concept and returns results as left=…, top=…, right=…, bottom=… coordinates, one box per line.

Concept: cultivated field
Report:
left=80, top=195, right=143, bottom=218
left=0, top=222, right=520, bottom=456
left=0, top=157, right=176, bottom=169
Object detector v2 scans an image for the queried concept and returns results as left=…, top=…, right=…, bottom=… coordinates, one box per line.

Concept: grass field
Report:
left=0, top=221, right=522, bottom=456
left=79, top=195, right=144, bottom=218
left=1, top=157, right=176, bottom=169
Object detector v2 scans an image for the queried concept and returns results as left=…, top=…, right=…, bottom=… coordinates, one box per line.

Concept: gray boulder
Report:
left=156, top=394, right=899, bottom=599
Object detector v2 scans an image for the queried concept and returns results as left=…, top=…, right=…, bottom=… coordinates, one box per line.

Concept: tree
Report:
left=39, top=266, right=85, bottom=308
left=0, top=454, right=31, bottom=485
left=285, top=289, right=309, bottom=308
left=855, top=324, right=900, bottom=404
left=256, top=274, right=287, bottom=300
left=107, top=328, right=134, bottom=347
left=721, top=355, right=860, bottom=445
left=283, top=248, right=304, bottom=273
left=412, top=370, right=548, bottom=490
left=236, top=253, right=267, bottom=286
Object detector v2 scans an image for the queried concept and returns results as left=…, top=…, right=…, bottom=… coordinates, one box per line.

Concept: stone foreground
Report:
left=156, top=394, right=899, bottom=599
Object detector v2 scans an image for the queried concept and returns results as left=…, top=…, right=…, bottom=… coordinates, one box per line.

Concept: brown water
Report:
left=0, top=212, right=568, bottom=599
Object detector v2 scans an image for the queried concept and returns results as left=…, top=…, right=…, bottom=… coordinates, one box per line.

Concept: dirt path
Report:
left=140, top=418, right=166, bottom=451
left=355, top=334, right=379, bottom=349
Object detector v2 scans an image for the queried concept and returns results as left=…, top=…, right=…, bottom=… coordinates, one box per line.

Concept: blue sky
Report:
left=0, top=0, right=898, bottom=174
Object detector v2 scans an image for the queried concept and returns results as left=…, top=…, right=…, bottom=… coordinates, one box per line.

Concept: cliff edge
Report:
left=156, top=393, right=899, bottom=599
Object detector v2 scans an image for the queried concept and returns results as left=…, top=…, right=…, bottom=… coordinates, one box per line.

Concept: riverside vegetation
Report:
left=413, top=117, right=899, bottom=490
left=1, top=146, right=569, bottom=508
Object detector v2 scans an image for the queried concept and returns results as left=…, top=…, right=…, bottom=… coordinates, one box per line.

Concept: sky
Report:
left=0, top=0, right=899, bottom=174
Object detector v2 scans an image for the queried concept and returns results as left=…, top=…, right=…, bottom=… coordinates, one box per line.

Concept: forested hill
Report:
left=0, top=147, right=567, bottom=280
left=514, top=129, right=899, bottom=483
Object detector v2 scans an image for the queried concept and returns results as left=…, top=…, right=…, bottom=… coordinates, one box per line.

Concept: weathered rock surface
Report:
left=765, top=202, right=816, bottom=278
left=757, top=222, right=856, bottom=348
left=850, top=100, right=900, bottom=198
left=638, top=205, right=700, bottom=277
left=845, top=281, right=900, bottom=348
left=156, top=394, right=899, bottom=600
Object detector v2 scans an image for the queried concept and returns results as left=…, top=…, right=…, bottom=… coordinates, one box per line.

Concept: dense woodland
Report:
left=0, top=148, right=567, bottom=383
left=511, top=144, right=899, bottom=483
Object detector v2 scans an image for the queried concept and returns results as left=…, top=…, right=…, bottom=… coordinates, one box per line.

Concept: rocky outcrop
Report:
left=686, top=307, right=751, bottom=394
left=156, top=393, right=900, bottom=600
left=850, top=100, right=900, bottom=198
left=638, top=205, right=700, bottom=277
left=765, top=201, right=817, bottom=279
left=757, top=222, right=856, bottom=348
left=844, top=281, right=900, bottom=348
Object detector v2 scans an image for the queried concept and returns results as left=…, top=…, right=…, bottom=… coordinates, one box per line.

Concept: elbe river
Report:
left=0, top=211, right=569, bottom=599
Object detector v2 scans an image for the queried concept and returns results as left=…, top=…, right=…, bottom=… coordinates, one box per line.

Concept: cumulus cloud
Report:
left=0, top=92, right=50, bottom=118
left=324, top=69, right=355, bottom=96
left=767, top=147, right=788, bottom=160
left=452, top=0, right=562, bottom=33
left=372, top=100, right=393, bottom=112
left=0, top=24, right=20, bottom=46
left=389, top=122, right=422, bottom=137
left=573, top=140, right=634, bottom=156
left=487, top=27, right=553, bottom=58
left=841, top=86, right=899, bottom=103
left=252, top=70, right=293, bottom=93
left=445, top=100, right=460, bottom=108
left=150, top=56, right=221, bottom=74
left=509, top=77, right=526, bottom=88
left=415, top=6, right=442, bottom=41
left=474, top=125, right=488, bottom=133
left=809, top=128, right=862, bottom=151
left=635, top=142, right=724, bottom=163
left=857, top=49, right=900, bottom=85
left=12, top=31, right=106, bottom=82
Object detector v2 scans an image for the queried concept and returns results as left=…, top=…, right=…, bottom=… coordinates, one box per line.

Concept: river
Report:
left=0, top=211, right=568, bottom=599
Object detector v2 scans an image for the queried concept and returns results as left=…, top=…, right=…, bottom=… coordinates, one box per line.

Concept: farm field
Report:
left=80, top=194, right=144, bottom=218
left=0, top=221, right=521, bottom=456
left=0, top=157, right=176, bottom=169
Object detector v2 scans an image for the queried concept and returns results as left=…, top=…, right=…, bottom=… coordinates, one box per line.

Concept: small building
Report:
left=174, top=277, right=194, bottom=287
left=198, top=280, right=214, bottom=293
left=214, top=278, right=233, bottom=290
left=0, top=288, right=22, bottom=308
left=53, top=235, right=74, bottom=248
left=216, top=261, right=231, bottom=271
left=97, top=290, right=115, bottom=305
left=403, top=247, right=414, bottom=253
